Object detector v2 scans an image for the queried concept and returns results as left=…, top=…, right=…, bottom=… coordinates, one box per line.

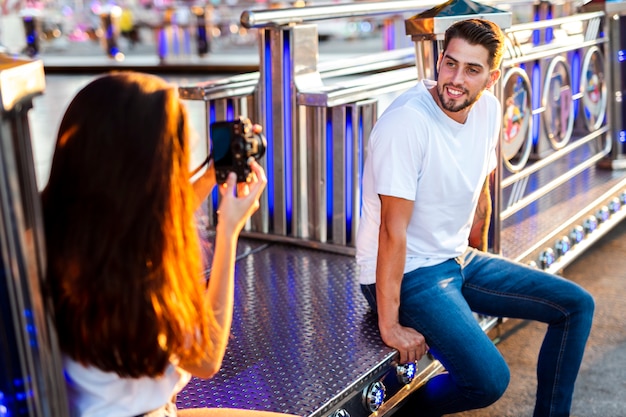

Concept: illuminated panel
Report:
left=24, top=16, right=36, bottom=46
left=283, top=34, right=293, bottom=232
left=358, top=110, right=364, bottom=219
left=172, top=26, right=180, bottom=55
left=210, top=102, right=219, bottom=209
left=105, top=23, right=115, bottom=54
left=158, top=28, right=167, bottom=59
left=326, top=112, right=333, bottom=231
left=571, top=50, right=581, bottom=120
left=532, top=8, right=540, bottom=46
left=226, top=99, right=234, bottom=120
left=345, top=108, right=354, bottom=240
left=264, top=34, right=275, bottom=218
left=545, top=7, right=554, bottom=43
left=532, top=62, right=541, bottom=145
left=183, top=29, right=191, bottom=55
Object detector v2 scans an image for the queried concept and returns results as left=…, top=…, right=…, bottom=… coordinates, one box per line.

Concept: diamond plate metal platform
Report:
left=177, top=241, right=406, bottom=416
left=500, top=136, right=626, bottom=271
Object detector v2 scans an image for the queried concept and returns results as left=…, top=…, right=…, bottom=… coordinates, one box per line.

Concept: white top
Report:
left=64, top=356, right=192, bottom=417
left=356, top=79, right=501, bottom=285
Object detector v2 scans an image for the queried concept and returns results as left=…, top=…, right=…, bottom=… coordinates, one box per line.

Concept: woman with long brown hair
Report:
left=42, top=71, right=297, bottom=417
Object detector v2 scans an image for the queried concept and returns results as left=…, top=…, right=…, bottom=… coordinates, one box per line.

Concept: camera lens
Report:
left=247, top=132, right=266, bottom=160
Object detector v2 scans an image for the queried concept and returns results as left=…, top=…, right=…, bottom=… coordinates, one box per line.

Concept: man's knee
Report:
left=579, top=288, right=595, bottom=316
left=465, top=359, right=510, bottom=408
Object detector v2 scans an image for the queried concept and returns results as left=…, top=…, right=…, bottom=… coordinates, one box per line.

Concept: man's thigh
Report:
left=460, top=248, right=589, bottom=321
left=399, top=259, right=505, bottom=379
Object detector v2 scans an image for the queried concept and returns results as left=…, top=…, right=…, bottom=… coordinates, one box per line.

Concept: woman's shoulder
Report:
left=63, top=357, right=189, bottom=417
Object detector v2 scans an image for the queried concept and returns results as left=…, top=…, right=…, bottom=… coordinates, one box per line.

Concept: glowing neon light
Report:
left=283, top=34, right=293, bottom=232
left=571, top=51, right=581, bottom=119
left=532, top=7, right=540, bottom=46
left=532, top=62, right=541, bottom=145
left=545, top=8, right=554, bottom=43
left=226, top=99, right=234, bottom=121
left=183, top=28, right=191, bottom=55
left=209, top=102, right=219, bottom=210
left=358, top=111, right=364, bottom=219
left=326, top=113, right=333, bottom=231
left=264, top=33, right=275, bottom=219
left=0, top=391, right=8, bottom=416
left=172, top=27, right=180, bottom=55
left=158, top=29, right=167, bottom=60
left=345, top=108, right=353, bottom=240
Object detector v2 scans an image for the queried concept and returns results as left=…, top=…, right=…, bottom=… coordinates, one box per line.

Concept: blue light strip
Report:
left=571, top=50, right=581, bottom=120
left=183, top=28, right=191, bottom=55
left=226, top=99, right=234, bottom=121
left=326, top=111, right=333, bottom=231
left=532, top=62, right=541, bottom=145
left=209, top=102, right=219, bottom=209
left=264, top=33, right=275, bottom=220
left=358, top=111, right=364, bottom=218
left=172, top=26, right=180, bottom=55
left=532, top=7, right=541, bottom=46
left=0, top=390, right=9, bottom=416
left=283, top=33, right=293, bottom=233
left=345, top=108, right=354, bottom=240
left=545, top=7, right=554, bottom=43
left=158, top=29, right=167, bottom=60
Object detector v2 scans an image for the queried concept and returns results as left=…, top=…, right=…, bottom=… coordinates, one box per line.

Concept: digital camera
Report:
left=210, top=116, right=266, bottom=184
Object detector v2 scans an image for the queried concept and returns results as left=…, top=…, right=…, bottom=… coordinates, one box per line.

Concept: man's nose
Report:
left=451, top=68, right=465, bottom=85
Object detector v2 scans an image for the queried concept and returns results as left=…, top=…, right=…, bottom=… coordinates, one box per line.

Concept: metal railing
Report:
left=180, top=0, right=617, bottom=257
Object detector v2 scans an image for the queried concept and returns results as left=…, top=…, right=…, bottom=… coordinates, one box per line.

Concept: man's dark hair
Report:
left=443, top=18, right=505, bottom=70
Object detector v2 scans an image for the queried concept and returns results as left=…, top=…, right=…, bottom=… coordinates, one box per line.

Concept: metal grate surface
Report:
left=500, top=137, right=626, bottom=261
left=177, top=241, right=393, bottom=416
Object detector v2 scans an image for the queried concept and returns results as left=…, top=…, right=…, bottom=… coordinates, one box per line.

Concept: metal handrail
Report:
left=179, top=47, right=416, bottom=102
left=297, top=66, right=417, bottom=107
left=240, top=0, right=587, bottom=28
left=241, top=1, right=443, bottom=28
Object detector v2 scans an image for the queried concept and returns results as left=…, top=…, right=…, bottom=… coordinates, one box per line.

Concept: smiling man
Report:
left=356, top=19, right=595, bottom=417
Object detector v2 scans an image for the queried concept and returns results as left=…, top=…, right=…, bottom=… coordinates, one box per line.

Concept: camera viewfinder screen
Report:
left=211, top=124, right=234, bottom=167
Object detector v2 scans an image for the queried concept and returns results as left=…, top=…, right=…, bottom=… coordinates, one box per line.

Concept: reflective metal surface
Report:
left=177, top=240, right=397, bottom=416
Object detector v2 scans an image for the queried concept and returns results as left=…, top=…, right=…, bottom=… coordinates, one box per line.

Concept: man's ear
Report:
left=486, top=68, right=502, bottom=89
left=436, top=52, right=443, bottom=72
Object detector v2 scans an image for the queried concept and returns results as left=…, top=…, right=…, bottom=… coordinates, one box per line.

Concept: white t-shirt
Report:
left=356, top=79, right=501, bottom=285
left=64, top=356, right=192, bottom=417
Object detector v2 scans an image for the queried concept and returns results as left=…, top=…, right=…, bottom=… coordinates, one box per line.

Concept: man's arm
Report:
left=377, top=195, right=429, bottom=364
left=468, top=175, right=492, bottom=251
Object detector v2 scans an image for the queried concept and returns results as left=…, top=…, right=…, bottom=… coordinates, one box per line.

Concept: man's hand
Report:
left=380, top=322, right=430, bottom=364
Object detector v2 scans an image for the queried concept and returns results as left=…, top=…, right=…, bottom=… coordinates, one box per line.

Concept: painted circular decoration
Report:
left=542, top=56, right=574, bottom=150
left=581, top=46, right=607, bottom=131
left=501, top=67, right=533, bottom=173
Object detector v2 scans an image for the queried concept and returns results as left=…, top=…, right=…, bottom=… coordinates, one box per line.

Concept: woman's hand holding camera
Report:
left=216, top=158, right=267, bottom=237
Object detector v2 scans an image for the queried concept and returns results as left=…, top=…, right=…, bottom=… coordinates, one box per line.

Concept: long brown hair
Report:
left=42, top=72, right=214, bottom=378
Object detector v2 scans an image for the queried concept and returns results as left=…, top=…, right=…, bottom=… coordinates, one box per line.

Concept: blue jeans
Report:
left=361, top=248, right=594, bottom=417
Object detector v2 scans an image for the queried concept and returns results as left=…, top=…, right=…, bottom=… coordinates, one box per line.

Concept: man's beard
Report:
left=437, top=83, right=484, bottom=113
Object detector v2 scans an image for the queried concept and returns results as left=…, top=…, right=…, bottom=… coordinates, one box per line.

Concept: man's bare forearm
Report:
left=469, top=177, right=492, bottom=251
